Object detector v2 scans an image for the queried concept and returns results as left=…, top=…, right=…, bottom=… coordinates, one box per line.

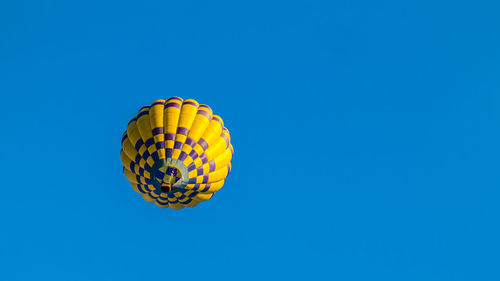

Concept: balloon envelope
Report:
left=120, top=97, right=233, bottom=209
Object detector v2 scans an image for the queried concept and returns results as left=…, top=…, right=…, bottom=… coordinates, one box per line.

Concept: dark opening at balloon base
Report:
left=160, top=184, right=171, bottom=193
left=154, top=166, right=182, bottom=193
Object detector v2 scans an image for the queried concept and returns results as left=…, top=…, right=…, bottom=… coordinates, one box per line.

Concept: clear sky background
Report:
left=0, top=1, right=499, bottom=280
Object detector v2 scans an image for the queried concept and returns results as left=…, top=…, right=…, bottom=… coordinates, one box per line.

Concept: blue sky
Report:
left=0, top=1, right=499, bottom=280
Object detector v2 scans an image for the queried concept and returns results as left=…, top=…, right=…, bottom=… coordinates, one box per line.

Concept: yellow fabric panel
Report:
left=205, top=131, right=231, bottom=161
left=138, top=176, right=147, bottom=185
left=126, top=121, right=141, bottom=150
left=188, top=109, right=212, bottom=141
left=148, top=191, right=159, bottom=200
left=179, top=108, right=213, bottom=166
left=197, top=146, right=232, bottom=174
left=213, top=146, right=233, bottom=170
left=149, top=99, right=166, bottom=159
left=222, top=127, right=231, bottom=141
left=169, top=202, right=184, bottom=209
left=136, top=112, right=154, bottom=144
left=155, top=202, right=169, bottom=208
left=214, top=115, right=224, bottom=127
left=185, top=180, right=225, bottom=193
left=175, top=135, right=188, bottom=143
left=207, top=165, right=230, bottom=183
left=172, top=100, right=199, bottom=158
left=142, top=193, right=156, bottom=202
left=165, top=140, right=175, bottom=151
left=157, top=193, right=169, bottom=202
left=138, top=158, right=146, bottom=170
left=137, top=145, right=147, bottom=158
left=183, top=116, right=224, bottom=166
left=184, top=200, right=201, bottom=207
left=200, top=116, right=224, bottom=145
left=124, top=169, right=139, bottom=183
left=146, top=158, right=155, bottom=168
left=164, top=106, right=182, bottom=135
left=177, top=100, right=199, bottom=128
left=157, top=148, right=166, bottom=160
left=122, top=138, right=139, bottom=164
left=120, top=150, right=132, bottom=170
left=163, top=98, right=183, bottom=154
left=147, top=145, right=157, bottom=156
left=206, top=180, right=225, bottom=192
left=188, top=169, right=198, bottom=179
left=130, top=183, right=141, bottom=194
left=149, top=99, right=165, bottom=128
left=191, top=192, right=213, bottom=201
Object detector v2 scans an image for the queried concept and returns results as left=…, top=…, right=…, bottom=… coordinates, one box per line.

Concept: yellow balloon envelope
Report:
left=120, top=97, right=233, bottom=209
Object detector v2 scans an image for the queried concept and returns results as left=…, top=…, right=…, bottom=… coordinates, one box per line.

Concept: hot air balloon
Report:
left=120, top=97, right=233, bottom=209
